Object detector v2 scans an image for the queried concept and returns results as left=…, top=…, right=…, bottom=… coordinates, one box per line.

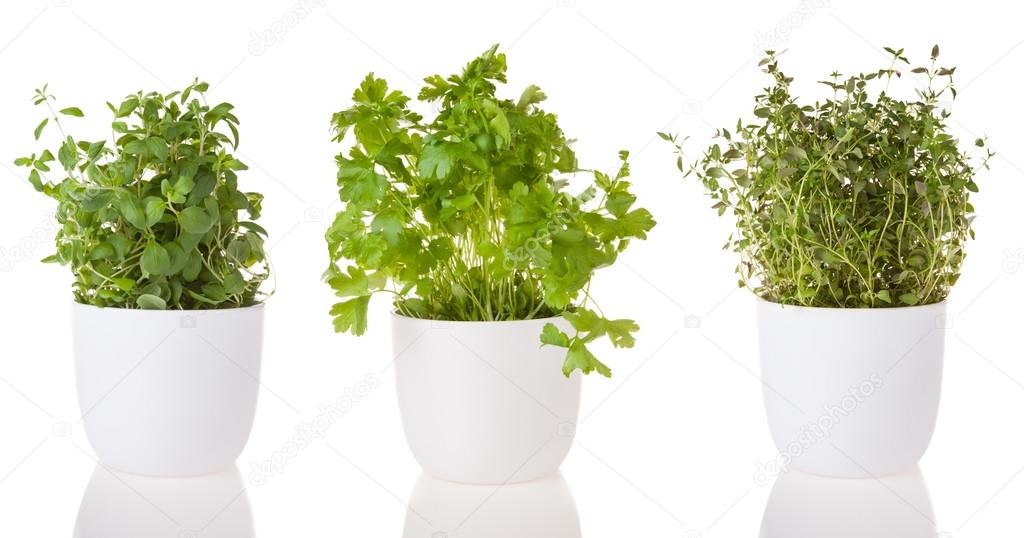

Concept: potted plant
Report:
left=664, top=46, right=991, bottom=477
left=324, top=45, right=655, bottom=484
left=16, top=81, right=271, bottom=476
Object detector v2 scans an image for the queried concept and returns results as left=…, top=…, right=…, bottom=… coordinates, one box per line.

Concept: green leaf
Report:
left=111, top=278, right=135, bottom=292
left=330, top=296, right=370, bottom=335
left=604, top=318, right=639, bottom=348
left=516, top=84, right=547, bottom=110
left=143, top=196, right=165, bottom=227
left=27, top=169, right=44, bottom=192
left=88, top=242, right=115, bottom=260
left=146, top=136, right=168, bottom=161
left=563, top=341, right=611, bottom=378
left=899, top=292, right=920, bottom=306
left=141, top=241, right=171, bottom=276
left=182, top=252, right=202, bottom=281
left=370, top=213, right=403, bottom=244
left=540, top=322, right=570, bottom=348
left=59, top=107, right=84, bottom=117
left=136, top=294, right=167, bottom=310
left=118, top=197, right=148, bottom=230
left=329, top=266, right=370, bottom=297
left=418, top=143, right=453, bottom=179
left=34, top=118, right=48, bottom=140
left=178, top=206, right=216, bottom=234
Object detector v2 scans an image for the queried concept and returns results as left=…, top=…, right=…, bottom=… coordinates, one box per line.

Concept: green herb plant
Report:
left=16, top=81, right=270, bottom=310
left=325, top=45, right=655, bottom=376
left=664, top=45, right=991, bottom=308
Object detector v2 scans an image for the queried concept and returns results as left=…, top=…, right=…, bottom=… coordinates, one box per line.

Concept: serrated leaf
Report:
left=563, top=341, right=611, bottom=378
left=540, top=322, right=570, bottom=348
left=330, top=296, right=370, bottom=335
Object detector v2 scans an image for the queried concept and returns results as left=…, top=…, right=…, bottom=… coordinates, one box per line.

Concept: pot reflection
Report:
left=74, top=464, right=254, bottom=538
left=760, top=467, right=936, bottom=538
left=403, top=472, right=581, bottom=538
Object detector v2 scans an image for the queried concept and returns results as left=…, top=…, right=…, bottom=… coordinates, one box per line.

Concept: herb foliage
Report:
left=325, top=45, right=655, bottom=376
left=664, top=46, right=991, bottom=308
left=16, top=81, right=270, bottom=310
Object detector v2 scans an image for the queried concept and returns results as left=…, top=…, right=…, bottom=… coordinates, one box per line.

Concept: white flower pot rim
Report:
left=753, top=295, right=946, bottom=313
left=391, top=310, right=560, bottom=326
left=72, top=301, right=265, bottom=315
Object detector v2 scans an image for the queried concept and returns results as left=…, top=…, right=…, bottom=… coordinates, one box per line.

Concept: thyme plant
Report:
left=665, top=46, right=991, bottom=308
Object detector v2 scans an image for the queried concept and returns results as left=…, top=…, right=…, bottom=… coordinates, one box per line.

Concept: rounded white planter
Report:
left=72, top=302, right=264, bottom=477
left=392, top=313, right=581, bottom=484
left=757, top=299, right=945, bottom=478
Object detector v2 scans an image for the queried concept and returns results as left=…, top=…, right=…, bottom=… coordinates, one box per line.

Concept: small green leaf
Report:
left=136, top=294, right=167, bottom=310
left=146, top=136, right=168, bottom=161
left=563, top=341, right=612, bottom=378
left=111, top=278, right=135, bottom=292
left=418, top=144, right=453, bottom=179
left=330, top=296, right=370, bottom=335
left=328, top=266, right=370, bottom=297
left=178, top=206, right=216, bottom=234
left=118, top=197, right=147, bottom=230
left=59, top=107, right=84, bottom=117
left=34, top=118, right=48, bottom=140
left=899, top=292, right=920, bottom=306
left=141, top=241, right=171, bottom=276
left=540, top=323, right=570, bottom=348
left=143, top=196, right=165, bottom=227
left=27, top=169, right=44, bottom=192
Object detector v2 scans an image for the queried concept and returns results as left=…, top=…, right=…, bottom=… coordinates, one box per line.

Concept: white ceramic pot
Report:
left=392, top=314, right=581, bottom=484
left=73, top=302, right=264, bottom=476
left=757, top=299, right=945, bottom=478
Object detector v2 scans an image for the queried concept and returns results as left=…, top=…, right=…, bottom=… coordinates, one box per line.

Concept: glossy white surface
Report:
left=74, top=466, right=255, bottom=538
left=2, top=0, right=1024, bottom=535
left=403, top=473, right=581, bottom=537
left=760, top=468, right=936, bottom=538
left=392, top=314, right=581, bottom=484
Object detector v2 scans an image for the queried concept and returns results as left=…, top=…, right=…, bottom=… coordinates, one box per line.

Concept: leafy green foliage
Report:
left=665, top=46, right=991, bottom=308
left=325, top=45, right=655, bottom=376
left=16, top=81, right=270, bottom=309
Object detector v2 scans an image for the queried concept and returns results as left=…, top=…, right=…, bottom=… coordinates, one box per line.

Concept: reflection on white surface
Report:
left=403, top=472, right=581, bottom=538
left=73, top=464, right=254, bottom=538
left=760, top=467, right=936, bottom=538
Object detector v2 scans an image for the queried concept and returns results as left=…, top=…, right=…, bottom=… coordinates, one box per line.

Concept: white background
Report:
left=1, top=0, right=1022, bottom=536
